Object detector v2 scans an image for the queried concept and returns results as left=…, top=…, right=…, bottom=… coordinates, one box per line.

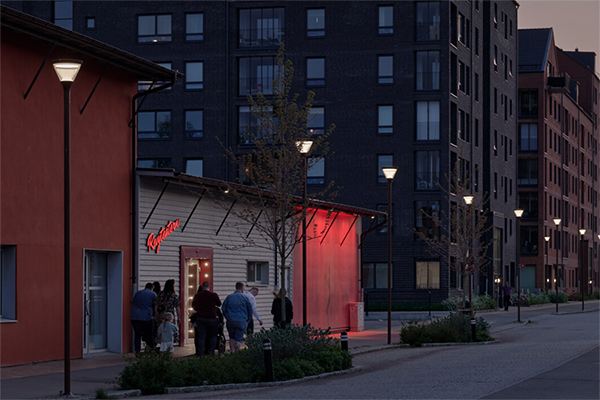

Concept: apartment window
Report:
left=185, top=110, right=203, bottom=138
left=518, top=159, right=538, bottom=186
left=378, top=155, right=393, bottom=183
left=415, top=201, right=440, bottom=238
left=378, top=56, right=393, bottom=84
left=494, top=88, right=498, bottom=114
left=415, top=2, right=440, bottom=41
left=239, top=106, right=275, bottom=144
left=415, top=151, right=440, bottom=190
left=519, top=123, right=538, bottom=151
left=239, top=57, right=276, bottom=95
left=416, top=101, right=439, bottom=140
left=138, top=111, right=171, bottom=139
left=239, top=8, right=284, bottom=47
left=474, top=73, right=479, bottom=101
left=378, top=105, right=393, bottom=134
left=247, top=262, right=269, bottom=284
left=86, top=17, right=95, bottom=30
left=307, top=9, right=325, bottom=37
left=186, top=13, right=204, bottom=41
left=458, top=13, right=470, bottom=47
left=416, top=261, right=440, bottom=289
left=138, top=62, right=171, bottom=91
left=494, top=45, right=498, bottom=72
left=308, top=107, right=325, bottom=135
left=306, top=58, right=325, bottom=86
left=54, top=1, right=73, bottom=30
left=307, top=157, right=325, bottom=185
left=0, top=246, right=16, bottom=320
left=185, top=159, right=203, bottom=177
left=519, top=89, right=538, bottom=117
left=416, top=51, right=440, bottom=91
left=379, top=6, right=393, bottom=34
left=494, top=130, right=498, bottom=157
left=475, top=119, right=479, bottom=147
left=185, top=62, right=203, bottom=90
left=459, top=110, right=470, bottom=142
left=494, top=3, right=498, bottom=30
left=138, top=158, right=171, bottom=169
left=138, top=14, right=171, bottom=43
left=475, top=27, right=479, bottom=56
left=520, top=226, right=539, bottom=255
left=363, top=263, right=390, bottom=289
left=458, top=62, right=470, bottom=94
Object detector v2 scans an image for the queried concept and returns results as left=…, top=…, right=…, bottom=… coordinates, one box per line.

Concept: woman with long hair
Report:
left=154, top=279, right=181, bottom=345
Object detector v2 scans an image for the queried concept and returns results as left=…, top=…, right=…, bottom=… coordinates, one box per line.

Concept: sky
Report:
left=517, top=0, right=600, bottom=71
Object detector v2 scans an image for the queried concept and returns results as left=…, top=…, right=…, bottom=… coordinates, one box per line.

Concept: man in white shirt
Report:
left=243, top=286, right=263, bottom=334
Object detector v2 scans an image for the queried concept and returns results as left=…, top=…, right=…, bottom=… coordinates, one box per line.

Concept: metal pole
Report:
left=581, top=235, right=585, bottom=311
left=387, top=177, right=392, bottom=345
left=556, top=225, right=559, bottom=313
left=63, top=81, right=73, bottom=396
left=516, top=217, right=521, bottom=323
left=302, top=155, right=308, bottom=326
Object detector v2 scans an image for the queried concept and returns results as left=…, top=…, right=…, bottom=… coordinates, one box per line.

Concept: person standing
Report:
left=157, top=312, right=178, bottom=353
left=243, top=286, right=263, bottom=334
left=502, top=282, right=512, bottom=311
left=131, top=282, right=156, bottom=353
left=191, top=281, right=221, bottom=356
left=154, top=279, right=182, bottom=345
left=221, top=282, right=252, bottom=353
left=271, top=288, right=293, bottom=328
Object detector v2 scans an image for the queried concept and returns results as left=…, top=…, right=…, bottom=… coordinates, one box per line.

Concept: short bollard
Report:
left=263, top=338, right=274, bottom=382
left=470, top=318, right=477, bottom=342
left=341, top=331, right=348, bottom=352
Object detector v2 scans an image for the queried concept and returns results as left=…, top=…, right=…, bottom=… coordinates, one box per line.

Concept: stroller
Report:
left=216, top=306, right=226, bottom=355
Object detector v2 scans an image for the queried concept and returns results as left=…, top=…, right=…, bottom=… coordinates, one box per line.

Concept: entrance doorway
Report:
left=184, top=257, right=212, bottom=345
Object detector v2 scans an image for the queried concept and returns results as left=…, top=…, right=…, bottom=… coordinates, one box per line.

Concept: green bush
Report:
left=441, top=294, right=497, bottom=311
left=400, top=313, right=493, bottom=347
left=116, top=351, right=186, bottom=395
left=571, top=292, right=597, bottom=301
left=526, top=293, right=549, bottom=305
left=547, top=290, right=569, bottom=303
left=273, top=358, right=323, bottom=381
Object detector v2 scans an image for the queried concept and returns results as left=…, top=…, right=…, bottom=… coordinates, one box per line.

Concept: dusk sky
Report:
left=518, top=0, right=600, bottom=71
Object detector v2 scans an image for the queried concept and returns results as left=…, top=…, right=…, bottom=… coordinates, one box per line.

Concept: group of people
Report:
left=131, top=279, right=294, bottom=355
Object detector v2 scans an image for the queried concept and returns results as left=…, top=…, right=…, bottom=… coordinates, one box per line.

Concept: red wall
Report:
left=1, top=28, right=135, bottom=366
left=293, top=209, right=361, bottom=331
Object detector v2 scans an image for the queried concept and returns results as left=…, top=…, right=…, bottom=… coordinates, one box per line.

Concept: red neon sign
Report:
left=147, top=219, right=180, bottom=254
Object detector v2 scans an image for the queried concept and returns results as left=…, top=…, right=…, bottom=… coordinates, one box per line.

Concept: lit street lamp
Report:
left=579, top=229, right=586, bottom=311
left=296, top=140, right=313, bottom=326
left=544, top=236, right=550, bottom=292
left=514, top=209, right=524, bottom=323
left=53, top=58, right=82, bottom=397
left=553, top=218, right=561, bottom=313
left=382, top=166, right=397, bottom=345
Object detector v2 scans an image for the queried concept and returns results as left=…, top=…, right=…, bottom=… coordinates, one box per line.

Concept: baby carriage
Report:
left=216, top=306, right=226, bottom=355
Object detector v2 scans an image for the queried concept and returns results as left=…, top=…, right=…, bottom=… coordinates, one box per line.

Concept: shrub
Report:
left=526, top=293, right=549, bottom=305
left=116, top=351, right=186, bottom=395
left=547, top=290, right=569, bottom=303
left=400, top=313, right=493, bottom=347
left=441, top=294, right=497, bottom=311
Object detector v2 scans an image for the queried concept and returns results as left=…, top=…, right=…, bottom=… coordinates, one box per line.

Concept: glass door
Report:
left=184, top=257, right=212, bottom=344
left=84, top=251, right=108, bottom=353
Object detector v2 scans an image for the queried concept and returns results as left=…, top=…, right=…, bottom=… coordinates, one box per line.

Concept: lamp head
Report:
left=514, top=209, right=524, bottom=218
left=544, top=236, right=550, bottom=242
left=579, top=229, right=586, bottom=236
left=296, top=140, right=313, bottom=154
left=553, top=218, right=561, bottom=226
left=52, top=59, right=83, bottom=83
left=382, top=166, right=398, bottom=181
left=463, top=195, right=474, bottom=205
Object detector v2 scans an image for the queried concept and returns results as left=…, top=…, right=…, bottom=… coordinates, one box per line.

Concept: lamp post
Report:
left=514, top=209, right=524, bottom=323
left=494, top=276, right=501, bottom=308
left=544, top=236, right=550, bottom=292
left=53, top=59, right=82, bottom=397
left=463, top=195, right=475, bottom=317
left=382, top=166, right=397, bottom=345
left=553, top=218, right=561, bottom=313
left=296, top=140, right=313, bottom=326
left=579, top=229, right=586, bottom=311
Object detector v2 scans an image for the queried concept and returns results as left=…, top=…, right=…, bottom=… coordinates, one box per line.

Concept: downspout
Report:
left=225, top=1, right=230, bottom=180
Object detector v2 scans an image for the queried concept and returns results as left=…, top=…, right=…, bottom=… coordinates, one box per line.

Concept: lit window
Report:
left=416, top=261, right=440, bottom=289
left=186, top=13, right=203, bottom=41
left=138, top=14, right=172, bottom=43
left=307, top=107, right=325, bottom=135
left=307, top=9, right=325, bottom=37
left=186, top=62, right=203, bottom=90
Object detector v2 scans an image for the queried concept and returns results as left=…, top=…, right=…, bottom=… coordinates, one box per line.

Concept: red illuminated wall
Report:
left=1, top=27, right=135, bottom=366
left=293, top=209, right=361, bottom=331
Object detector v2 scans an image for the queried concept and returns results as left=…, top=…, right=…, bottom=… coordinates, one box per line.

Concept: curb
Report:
left=422, top=340, right=499, bottom=347
left=77, top=389, right=141, bottom=400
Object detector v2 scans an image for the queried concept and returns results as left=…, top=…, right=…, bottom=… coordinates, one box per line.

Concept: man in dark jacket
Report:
left=271, top=288, right=293, bottom=328
left=192, top=281, right=221, bottom=356
left=131, top=282, right=157, bottom=353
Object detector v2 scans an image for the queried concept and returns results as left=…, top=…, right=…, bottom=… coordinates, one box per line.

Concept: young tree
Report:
left=414, top=163, right=492, bottom=315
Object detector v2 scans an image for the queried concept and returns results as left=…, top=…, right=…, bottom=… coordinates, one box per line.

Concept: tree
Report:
left=414, top=162, right=492, bottom=315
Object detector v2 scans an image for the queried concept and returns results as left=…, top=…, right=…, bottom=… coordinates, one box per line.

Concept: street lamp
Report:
left=579, top=229, right=586, bottom=311
left=553, top=218, right=561, bottom=313
left=296, top=140, right=313, bottom=326
left=382, top=166, right=397, bottom=345
left=514, top=209, right=524, bottom=323
left=544, top=236, right=550, bottom=292
left=53, top=58, right=82, bottom=397
left=463, top=195, right=474, bottom=313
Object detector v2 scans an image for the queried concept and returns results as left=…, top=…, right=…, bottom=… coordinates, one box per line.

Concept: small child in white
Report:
left=157, top=312, right=177, bottom=353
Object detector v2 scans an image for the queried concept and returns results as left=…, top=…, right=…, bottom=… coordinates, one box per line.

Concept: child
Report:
left=157, top=312, right=178, bottom=353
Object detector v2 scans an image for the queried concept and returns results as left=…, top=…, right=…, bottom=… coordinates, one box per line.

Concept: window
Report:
left=458, top=61, right=469, bottom=94
left=247, top=262, right=269, bottom=284
left=239, top=8, right=285, bottom=47
left=474, top=73, right=479, bottom=101
left=0, top=246, right=16, bottom=320
left=379, top=6, right=393, bottom=34
left=415, top=2, right=440, bottom=41
left=306, top=58, right=325, bottom=86
left=185, top=110, right=203, bottom=138
left=518, top=192, right=538, bottom=218
left=307, top=107, right=325, bottom=135
left=459, top=110, right=470, bottom=142
left=54, top=1, right=73, bottom=30
left=458, top=13, right=470, bottom=47
left=86, top=17, right=95, bottom=30
left=519, top=89, right=538, bottom=117
left=475, top=27, right=479, bottom=56
left=416, top=101, right=440, bottom=140
left=415, top=151, right=440, bottom=190
left=138, top=62, right=171, bottom=91
left=138, top=14, right=172, bottom=43
left=494, top=45, right=498, bottom=72
left=416, top=51, right=440, bottom=91
left=378, top=56, right=393, bottom=84
left=519, top=124, right=538, bottom=151
left=239, top=106, right=275, bottom=143
left=520, top=226, right=539, bottom=255
left=415, top=201, right=439, bottom=238
left=307, top=157, right=325, bottom=185
left=186, top=13, right=204, bottom=41
left=416, top=261, right=440, bottom=289
left=494, top=87, right=498, bottom=114
left=378, top=105, right=393, bottom=134
left=137, top=158, right=172, bottom=169
left=378, top=155, right=393, bottom=183
left=239, top=57, right=277, bottom=95
left=138, top=111, right=171, bottom=139
left=307, top=9, right=325, bottom=37
left=185, top=159, right=203, bottom=177
left=362, top=263, right=390, bottom=289
left=185, top=62, right=203, bottom=90
left=518, top=159, right=538, bottom=185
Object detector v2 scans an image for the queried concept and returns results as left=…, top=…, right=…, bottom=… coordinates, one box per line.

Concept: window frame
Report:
left=378, top=55, right=394, bottom=84
left=247, top=261, right=269, bottom=284
left=0, top=245, right=16, bottom=320
left=138, top=14, right=172, bottom=43
left=137, top=110, right=172, bottom=140
left=416, top=51, right=440, bottom=91
left=362, top=262, right=391, bottom=289
left=239, top=56, right=277, bottom=95
left=184, top=158, right=203, bottom=177
left=415, top=1, right=440, bottom=42
left=378, top=5, right=393, bottom=35
left=415, top=201, right=440, bottom=239
left=416, top=101, right=440, bottom=141
left=239, top=8, right=285, bottom=48
left=378, top=105, right=394, bottom=135
left=307, top=107, right=325, bottom=135
left=306, top=57, right=325, bottom=87
left=307, top=157, right=325, bottom=185
left=185, top=13, right=204, bottom=41
left=185, top=61, right=204, bottom=90
left=185, top=110, right=203, bottom=139
left=306, top=8, right=325, bottom=37
left=416, top=260, right=440, bottom=289
left=415, top=150, right=440, bottom=190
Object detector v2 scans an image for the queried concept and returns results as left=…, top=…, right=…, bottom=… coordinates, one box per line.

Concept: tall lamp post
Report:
left=514, top=209, right=524, bottom=323
left=579, top=229, right=586, bottom=311
left=553, top=218, right=561, bottom=313
left=53, top=59, right=82, bottom=397
left=544, top=236, right=550, bottom=291
left=382, top=166, right=397, bottom=345
left=463, top=195, right=475, bottom=317
left=296, top=140, right=313, bottom=326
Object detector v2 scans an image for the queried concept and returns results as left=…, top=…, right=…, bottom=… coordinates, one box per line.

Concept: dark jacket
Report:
left=271, top=296, right=293, bottom=327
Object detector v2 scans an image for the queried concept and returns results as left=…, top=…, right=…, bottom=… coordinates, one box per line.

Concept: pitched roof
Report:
left=518, top=28, right=553, bottom=72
